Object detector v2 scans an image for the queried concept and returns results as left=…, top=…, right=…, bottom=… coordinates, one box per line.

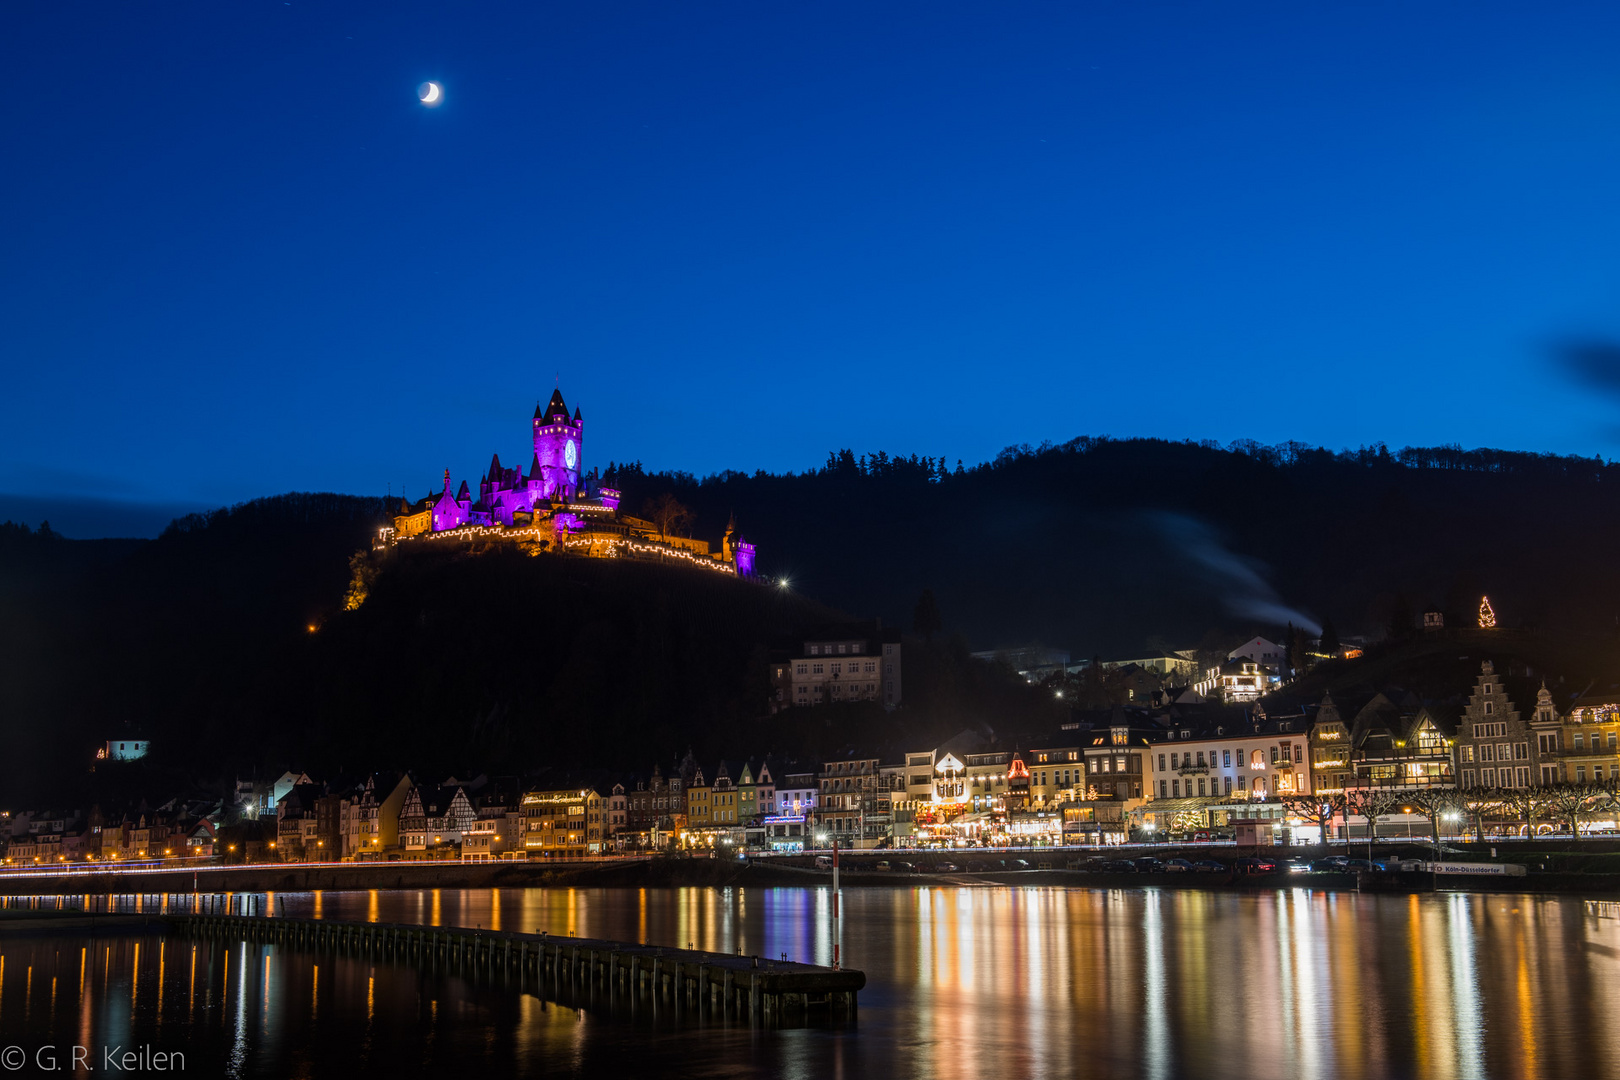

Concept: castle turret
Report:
left=432, top=468, right=470, bottom=532
left=532, top=388, right=584, bottom=500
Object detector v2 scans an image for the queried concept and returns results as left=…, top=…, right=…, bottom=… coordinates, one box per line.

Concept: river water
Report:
left=2, top=885, right=1617, bottom=1078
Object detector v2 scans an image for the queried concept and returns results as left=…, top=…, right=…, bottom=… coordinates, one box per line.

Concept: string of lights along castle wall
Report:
left=381, top=389, right=757, bottom=576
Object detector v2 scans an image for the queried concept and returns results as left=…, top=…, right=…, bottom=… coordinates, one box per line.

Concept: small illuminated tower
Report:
left=1006, top=748, right=1031, bottom=812
left=532, top=389, right=584, bottom=500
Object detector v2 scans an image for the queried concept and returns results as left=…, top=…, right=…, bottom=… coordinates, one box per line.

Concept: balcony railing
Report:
left=1175, top=764, right=1211, bottom=775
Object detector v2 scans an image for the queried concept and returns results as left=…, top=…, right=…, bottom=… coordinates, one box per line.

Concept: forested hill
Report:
left=6, top=437, right=1620, bottom=806
left=0, top=496, right=1051, bottom=805
left=602, top=438, right=1620, bottom=654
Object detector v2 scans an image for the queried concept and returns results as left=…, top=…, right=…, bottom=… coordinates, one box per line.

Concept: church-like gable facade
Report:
left=386, top=388, right=756, bottom=577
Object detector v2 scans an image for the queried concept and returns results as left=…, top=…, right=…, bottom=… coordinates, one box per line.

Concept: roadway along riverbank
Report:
left=6, top=854, right=1620, bottom=896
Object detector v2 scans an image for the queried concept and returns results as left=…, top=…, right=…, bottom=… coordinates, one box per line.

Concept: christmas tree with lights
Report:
left=1478, top=595, right=1496, bottom=629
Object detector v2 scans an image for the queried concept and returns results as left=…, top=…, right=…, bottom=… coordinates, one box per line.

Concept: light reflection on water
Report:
left=1, top=887, right=1617, bottom=1078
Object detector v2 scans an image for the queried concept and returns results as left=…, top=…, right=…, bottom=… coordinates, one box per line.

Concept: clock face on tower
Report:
left=565, top=439, right=578, bottom=470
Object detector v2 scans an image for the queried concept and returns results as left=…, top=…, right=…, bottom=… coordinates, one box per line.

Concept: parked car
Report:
left=814, top=856, right=833, bottom=870
left=1163, top=859, right=1195, bottom=873
left=1234, top=857, right=1278, bottom=874
left=1193, top=860, right=1226, bottom=873
left=1283, top=858, right=1312, bottom=873
left=1135, top=857, right=1165, bottom=873
left=874, top=860, right=892, bottom=872
left=1007, top=858, right=1031, bottom=870
left=1342, top=858, right=1376, bottom=872
left=1101, top=859, right=1138, bottom=872
left=892, top=861, right=916, bottom=872
left=934, top=862, right=960, bottom=873
left=1309, top=859, right=1346, bottom=873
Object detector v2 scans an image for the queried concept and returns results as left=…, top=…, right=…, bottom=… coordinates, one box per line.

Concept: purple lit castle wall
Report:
left=736, top=540, right=756, bottom=577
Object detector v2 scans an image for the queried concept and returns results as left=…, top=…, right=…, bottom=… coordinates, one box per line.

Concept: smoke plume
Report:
left=1148, top=511, right=1321, bottom=634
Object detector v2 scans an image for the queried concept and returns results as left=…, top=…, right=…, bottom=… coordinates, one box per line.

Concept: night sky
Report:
left=6, top=2, right=1620, bottom=536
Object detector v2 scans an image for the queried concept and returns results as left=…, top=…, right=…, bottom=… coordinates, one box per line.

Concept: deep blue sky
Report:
left=5, top=2, right=1620, bottom=535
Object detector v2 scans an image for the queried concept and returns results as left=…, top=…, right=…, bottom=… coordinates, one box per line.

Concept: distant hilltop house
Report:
left=770, top=623, right=904, bottom=712
left=380, top=388, right=756, bottom=577
left=97, top=739, right=150, bottom=762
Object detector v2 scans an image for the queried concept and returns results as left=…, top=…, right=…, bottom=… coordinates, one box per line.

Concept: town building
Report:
left=276, top=784, right=323, bottom=860
left=99, top=739, right=150, bottom=761
left=1308, top=693, right=1353, bottom=794
left=605, top=784, right=628, bottom=843
left=1146, top=723, right=1311, bottom=803
left=760, top=813, right=809, bottom=851
left=1228, top=636, right=1288, bottom=669
left=1217, top=658, right=1269, bottom=703
left=1452, top=662, right=1535, bottom=790
left=625, top=765, right=687, bottom=839
left=1347, top=696, right=1456, bottom=791
left=236, top=771, right=312, bottom=820
left=462, top=776, right=524, bottom=862
left=1025, top=745, right=1085, bottom=807
left=775, top=772, right=818, bottom=816
left=736, top=761, right=774, bottom=824
left=814, top=758, right=881, bottom=847
left=338, top=773, right=413, bottom=859
left=1552, top=692, right=1620, bottom=785
left=708, top=764, right=739, bottom=828
left=769, top=624, right=903, bottom=711
left=400, top=784, right=476, bottom=855
left=1084, top=718, right=1156, bottom=803
left=186, top=820, right=217, bottom=859
left=521, top=788, right=604, bottom=856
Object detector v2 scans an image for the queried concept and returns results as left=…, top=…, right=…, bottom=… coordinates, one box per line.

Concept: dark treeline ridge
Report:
left=602, top=436, right=1620, bottom=658
left=0, top=494, right=1055, bottom=806
left=8, top=435, right=1620, bottom=807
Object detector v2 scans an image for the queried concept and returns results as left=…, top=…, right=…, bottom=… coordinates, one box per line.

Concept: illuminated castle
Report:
left=386, top=389, right=756, bottom=577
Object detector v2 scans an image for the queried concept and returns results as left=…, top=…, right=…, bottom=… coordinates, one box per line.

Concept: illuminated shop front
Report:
left=761, top=814, right=807, bottom=852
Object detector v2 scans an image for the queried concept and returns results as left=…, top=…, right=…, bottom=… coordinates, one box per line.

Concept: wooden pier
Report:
left=166, top=914, right=862, bottom=1025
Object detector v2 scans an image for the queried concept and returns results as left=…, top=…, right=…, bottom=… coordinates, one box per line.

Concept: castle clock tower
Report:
left=532, top=389, right=584, bottom=500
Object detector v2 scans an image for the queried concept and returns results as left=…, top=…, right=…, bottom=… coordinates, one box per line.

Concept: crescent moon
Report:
left=419, top=81, right=441, bottom=105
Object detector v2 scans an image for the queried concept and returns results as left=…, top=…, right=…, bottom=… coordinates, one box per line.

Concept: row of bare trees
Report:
left=1279, top=782, right=1620, bottom=845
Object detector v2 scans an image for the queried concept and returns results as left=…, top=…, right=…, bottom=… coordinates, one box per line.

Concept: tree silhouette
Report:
left=1319, top=617, right=1340, bottom=657
left=1386, top=594, right=1415, bottom=642
left=641, top=493, right=693, bottom=538
left=912, top=589, right=943, bottom=641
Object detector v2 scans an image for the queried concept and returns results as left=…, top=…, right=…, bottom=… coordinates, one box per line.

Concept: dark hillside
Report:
left=0, top=495, right=391, bottom=805
left=1265, top=627, right=1620, bottom=716
left=0, top=503, right=1051, bottom=804
left=604, top=439, right=1620, bottom=654
left=8, top=437, right=1620, bottom=805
